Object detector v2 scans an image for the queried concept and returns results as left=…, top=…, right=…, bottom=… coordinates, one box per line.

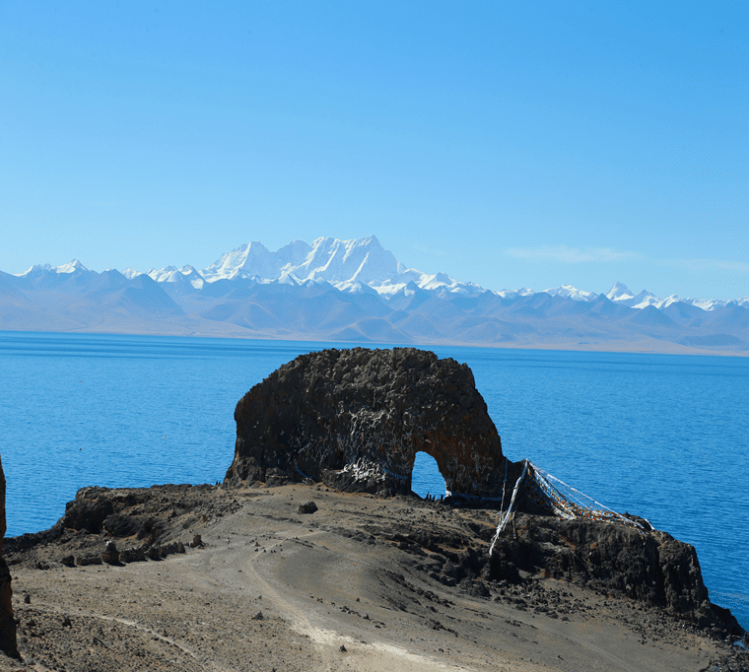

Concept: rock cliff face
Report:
left=488, top=513, right=742, bottom=637
left=0, top=454, right=19, bottom=659
left=225, top=348, right=507, bottom=497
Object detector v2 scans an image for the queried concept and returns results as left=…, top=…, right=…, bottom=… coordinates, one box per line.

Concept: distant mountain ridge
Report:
left=3, top=236, right=748, bottom=354
left=135, top=236, right=484, bottom=299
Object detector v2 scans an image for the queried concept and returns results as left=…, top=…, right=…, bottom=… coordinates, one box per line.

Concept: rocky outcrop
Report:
left=487, top=513, right=743, bottom=638
left=4, top=484, right=227, bottom=570
left=0, top=454, right=19, bottom=659
left=225, top=348, right=507, bottom=497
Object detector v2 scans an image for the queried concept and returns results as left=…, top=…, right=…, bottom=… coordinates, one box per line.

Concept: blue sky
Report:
left=1, top=1, right=746, bottom=299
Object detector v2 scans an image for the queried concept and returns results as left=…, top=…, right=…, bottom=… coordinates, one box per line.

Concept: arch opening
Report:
left=411, top=451, right=447, bottom=500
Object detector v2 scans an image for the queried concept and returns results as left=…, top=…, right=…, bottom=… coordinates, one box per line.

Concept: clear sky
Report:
left=1, top=1, right=746, bottom=299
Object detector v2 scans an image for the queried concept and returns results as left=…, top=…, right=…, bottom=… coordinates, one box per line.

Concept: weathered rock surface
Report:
left=4, top=484, right=234, bottom=569
left=0, top=454, right=19, bottom=659
left=225, top=347, right=507, bottom=497
left=488, top=513, right=743, bottom=638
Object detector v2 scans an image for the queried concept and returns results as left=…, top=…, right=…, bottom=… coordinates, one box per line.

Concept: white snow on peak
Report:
left=16, top=260, right=89, bottom=276
left=544, top=284, right=597, bottom=302
left=291, top=236, right=400, bottom=285
left=418, top=272, right=455, bottom=291
left=277, top=273, right=301, bottom=286
left=495, top=288, right=535, bottom=299
left=122, top=268, right=143, bottom=279
left=683, top=296, right=748, bottom=310
left=658, top=295, right=683, bottom=309
left=202, top=239, right=311, bottom=282
left=606, top=282, right=660, bottom=308
left=147, top=265, right=204, bottom=288
left=16, top=263, right=53, bottom=276
left=147, top=265, right=177, bottom=281
left=369, top=270, right=483, bottom=298
left=197, top=235, right=480, bottom=299
left=606, top=281, right=634, bottom=302
left=659, top=295, right=749, bottom=312
left=334, top=280, right=380, bottom=296
left=628, top=291, right=660, bottom=309
left=57, top=259, right=89, bottom=274
left=601, top=284, right=749, bottom=311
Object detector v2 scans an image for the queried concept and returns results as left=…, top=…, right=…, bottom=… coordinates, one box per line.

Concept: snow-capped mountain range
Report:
left=26, top=235, right=743, bottom=311
left=128, top=236, right=486, bottom=299
left=4, top=236, right=748, bottom=353
left=602, top=281, right=747, bottom=312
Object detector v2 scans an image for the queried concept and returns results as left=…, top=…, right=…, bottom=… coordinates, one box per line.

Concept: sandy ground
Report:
left=2, top=484, right=747, bottom=672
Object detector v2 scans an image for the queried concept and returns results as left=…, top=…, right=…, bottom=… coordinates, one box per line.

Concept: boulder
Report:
left=298, top=501, right=318, bottom=514
left=225, top=348, right=507, bottom=497
left=101, top=541, right=120, bottom=565
left=0, top=454, right=19, bottom=659
left=118, top=547, right=147, bottom=563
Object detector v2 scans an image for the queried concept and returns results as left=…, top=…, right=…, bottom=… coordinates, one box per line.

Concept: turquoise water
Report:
left=0, top=331, right=747, bottom=628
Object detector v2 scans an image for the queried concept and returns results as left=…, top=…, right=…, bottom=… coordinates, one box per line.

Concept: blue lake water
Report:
left=1, top=331, right=747, bottom=629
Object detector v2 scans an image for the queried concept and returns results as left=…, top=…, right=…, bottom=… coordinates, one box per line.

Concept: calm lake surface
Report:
left=1, top=331, right=747, bottom=628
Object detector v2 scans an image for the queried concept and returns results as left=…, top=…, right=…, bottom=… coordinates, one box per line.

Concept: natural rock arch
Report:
left=225, top=348, right=508, bottom=497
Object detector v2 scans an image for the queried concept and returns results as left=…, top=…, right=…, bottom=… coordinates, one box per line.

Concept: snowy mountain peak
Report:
left=147, top=265, right=205, bottom=288
left=606, top=282, right=661, bottom=308
left=496, top=288, right=536, bottom=300
left=606, top=281, right=634, bottom=301
left=544, top=284, right=598, bottom=302
left=200, top=235, right=402, bottom=288
left=629, top=290, right=660, bottom=309
left=202, top=240, right=305, bottom=281
left=297, top=236, right=400, bottom=285
left=57, top=259, right=89, bottom=274
left=17, top=263, right=53, bottom=276
left=194, top=234, right=491, bottom=299
left=16, top=260, right=90, bottom=276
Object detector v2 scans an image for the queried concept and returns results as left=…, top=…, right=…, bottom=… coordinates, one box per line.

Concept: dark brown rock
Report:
left=146, top=546, right=165, bottom=560
left=62, top=488, right=114, bottom=533
left=488, top=513, right=744, bottom=638
left=118, top=547, right=147, bottom=563
left=101, top=540, right=120, bottom=565
left=159, top=541, right=186, bottom=557
left=75, top=554, right=103, bottom=566
left=0, top=454, right=19, bottom=659
left=298, top=501, right=318, bottom=514
left=225, top=348, right=507, bottom=497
